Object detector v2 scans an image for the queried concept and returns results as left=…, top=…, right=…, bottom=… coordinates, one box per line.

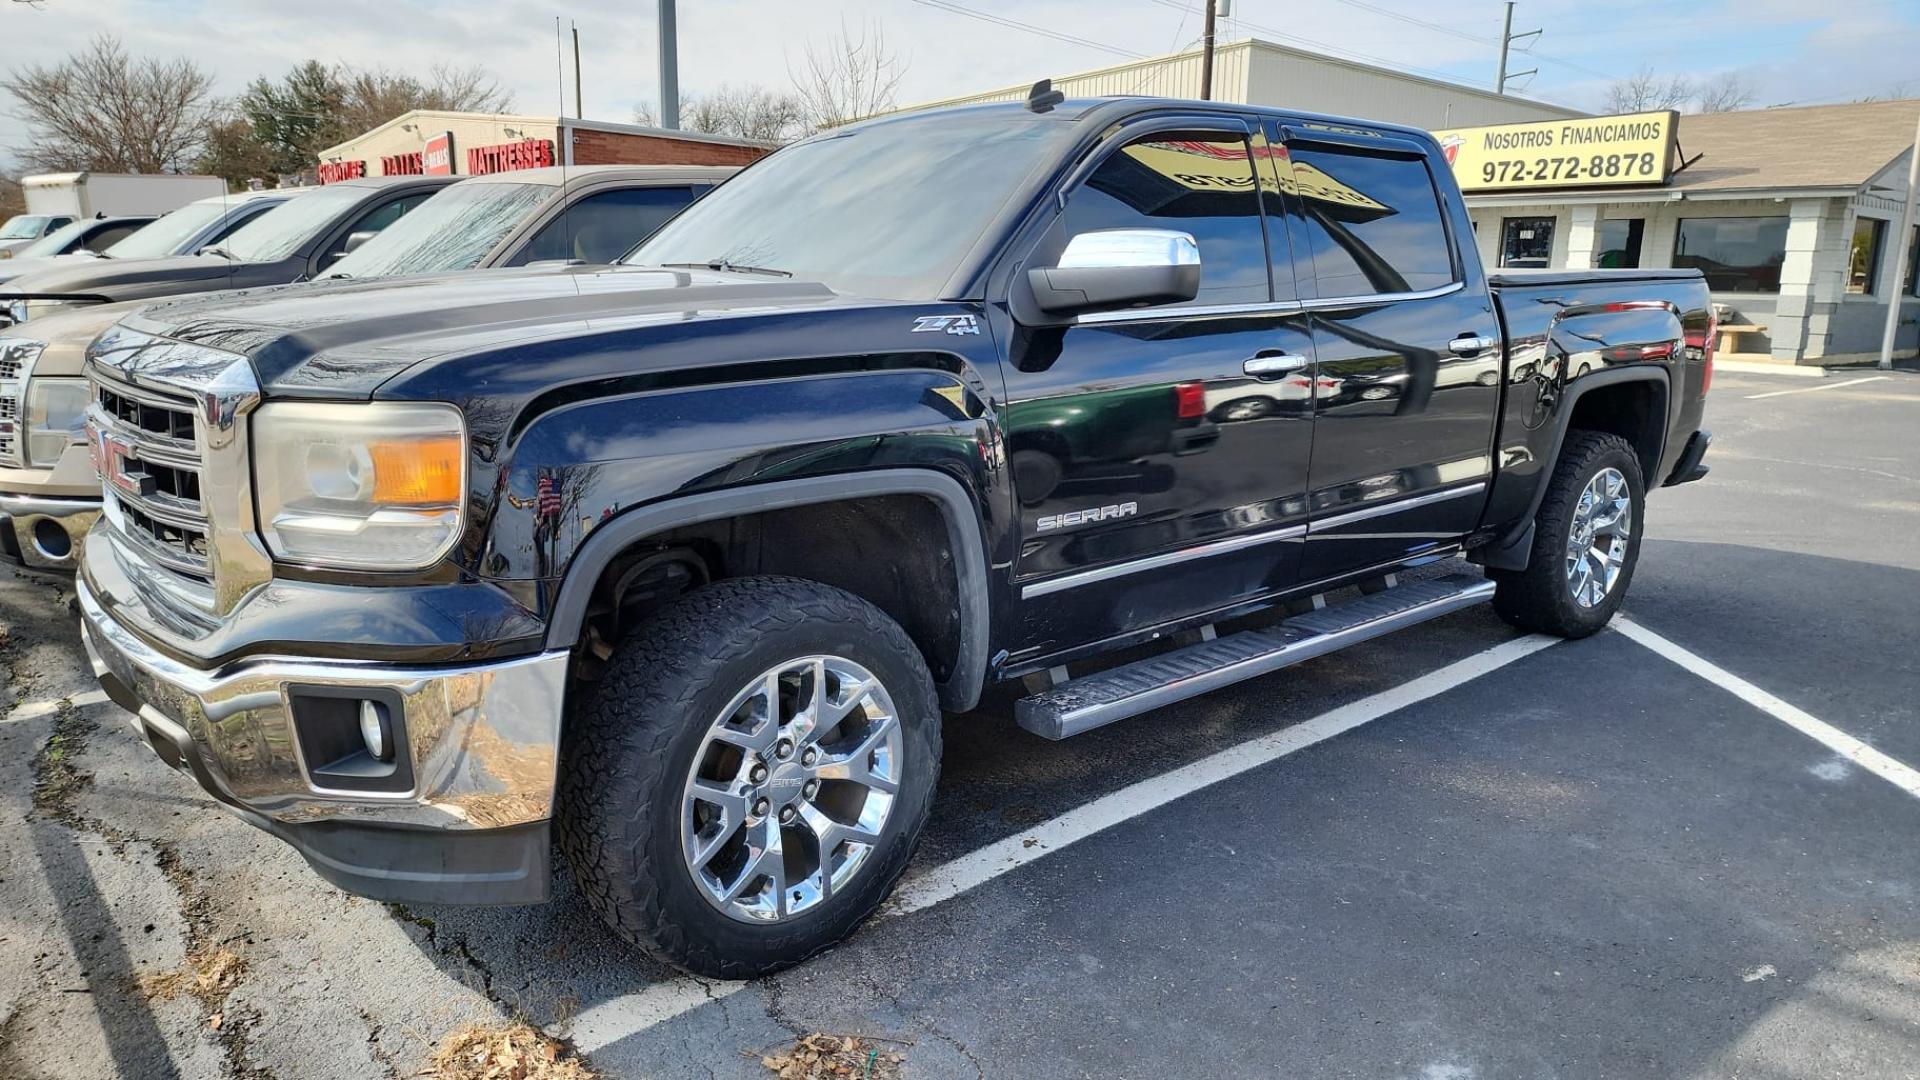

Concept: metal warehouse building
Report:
left=893, top=37, right=1582, bottom=130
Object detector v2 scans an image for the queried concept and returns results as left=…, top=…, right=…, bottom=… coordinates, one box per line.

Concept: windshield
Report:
left=0, top=215, right=51, bottom=240
left=17, top=219, right=97, bottom=257
left=626, top=117, right=1072, bottom=299
left=105, top=200, right=238, bottom=259
left=219, top=186, right=367, bottom=262
left=326, top=181, right=551, bottom=278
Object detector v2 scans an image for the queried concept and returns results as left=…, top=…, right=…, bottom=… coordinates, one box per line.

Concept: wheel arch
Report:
left=545, top=469, right=992, bottom=712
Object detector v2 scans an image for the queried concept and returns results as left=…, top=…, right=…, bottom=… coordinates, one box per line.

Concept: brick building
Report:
left=316, top=110, right=769, bottom=182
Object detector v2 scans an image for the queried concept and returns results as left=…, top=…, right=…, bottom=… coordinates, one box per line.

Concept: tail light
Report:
left=1174, top=381, right=1205, bottom=420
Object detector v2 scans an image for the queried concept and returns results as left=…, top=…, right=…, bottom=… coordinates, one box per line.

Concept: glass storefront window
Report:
left=1673, top=216, right=1789, bottom=293
left=1847, top=217, right=1886, bottom=295
left=1595, top=218, right=1644, bottom=269
left=1500, top=216, right=1555, bottom=268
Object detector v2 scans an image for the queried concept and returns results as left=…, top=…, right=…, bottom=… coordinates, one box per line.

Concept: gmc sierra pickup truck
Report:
left=75, top=93, right=1712, bottom=978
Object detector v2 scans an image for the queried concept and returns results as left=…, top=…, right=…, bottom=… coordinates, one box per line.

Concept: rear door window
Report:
left=510, top=187, right=700, bottom=265
left=1281, top=144, right=1456, bottom=297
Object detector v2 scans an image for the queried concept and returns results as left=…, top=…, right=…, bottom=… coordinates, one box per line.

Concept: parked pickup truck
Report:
left=0, top=167, right=724, bottom=572
left=75, top=94, right=1712, bottom=978
left=0, top=188, right=299, bottom=290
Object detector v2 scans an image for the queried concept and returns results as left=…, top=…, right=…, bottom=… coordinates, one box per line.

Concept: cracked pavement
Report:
left=1, top=368, right=1918, bottom=1078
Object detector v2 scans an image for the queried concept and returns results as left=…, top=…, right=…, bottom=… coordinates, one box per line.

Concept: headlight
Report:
left=2, top=300, right=25, bottom=326
left=24, top=376, right=89, bottom=466
left=252, top=401, right=467, bottom=570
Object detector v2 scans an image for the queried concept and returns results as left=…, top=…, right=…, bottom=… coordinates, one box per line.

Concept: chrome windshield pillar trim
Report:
left=1021, top=523, right=1307, bottom=599
left=78, top=573, right=569, bottom=831
left=1306, top=482, right=1487, bottom=534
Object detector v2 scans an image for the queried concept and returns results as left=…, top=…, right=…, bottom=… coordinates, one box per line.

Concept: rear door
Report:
left=1001, top=117, right=1317, bottom=659
left=1268, top=123, right=1501, bottom=584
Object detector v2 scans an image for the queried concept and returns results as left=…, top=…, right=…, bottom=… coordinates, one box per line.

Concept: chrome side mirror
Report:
left=1028, top=228, right=1202, bottom=315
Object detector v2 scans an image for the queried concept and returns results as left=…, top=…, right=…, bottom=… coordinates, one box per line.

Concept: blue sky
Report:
left=3, top=0, right=1917, bottom=169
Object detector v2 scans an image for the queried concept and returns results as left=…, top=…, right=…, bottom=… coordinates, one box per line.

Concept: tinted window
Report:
left=1283, top=146, right=1456, bottom=296
left=629, top=118, right=1075, bottom=300
left=16, top=219, right=101, bottom=257
left=1595, top=218, right=1644, bottom=268
left=85, top=223, right=144, bottom=250
left=1061, top=135, right=1269, bottom=306
left=327, top=181, right=554, bottom=278
left=343, top=192, right=432, bottom=240
left=512, top=186, right=699, bottom=265
left=1673, top=216, right=1788, bottom=293
left=1847, top=217, right=1886, bottom=295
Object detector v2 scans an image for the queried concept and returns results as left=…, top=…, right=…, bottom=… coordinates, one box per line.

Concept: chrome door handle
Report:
left=1243, top=353, right=1308, bottom=378
left=1449, top=335, right=1498, bottom=356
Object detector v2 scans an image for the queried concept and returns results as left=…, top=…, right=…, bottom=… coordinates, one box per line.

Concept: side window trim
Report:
left=1277, top=130, right=1464, bottom=301
left=1051, top=115, right=1252, bottom=209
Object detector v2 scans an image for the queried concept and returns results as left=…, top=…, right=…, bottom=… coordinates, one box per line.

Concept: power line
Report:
left=1145, top=0, right=1495, bottom=88
left=1329, top=0, right=1620, bottom=83
left=906, top=0, right=1145, bottom=60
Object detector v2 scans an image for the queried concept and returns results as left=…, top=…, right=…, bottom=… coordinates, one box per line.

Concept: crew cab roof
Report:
left=855, top=96, right=1441, bottom=148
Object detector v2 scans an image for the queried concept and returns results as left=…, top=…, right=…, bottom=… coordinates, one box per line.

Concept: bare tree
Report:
left=790, top=20, right=906, bottom=130
left=335, top=62, right=514, bottom=135
left=683, top=85, right=807, bottom=143
left=1693, top=72, right=1757, bottom=113
left=2, top=34, right=219, bottom=172
left=1603, top=66, right=1694, bottom=113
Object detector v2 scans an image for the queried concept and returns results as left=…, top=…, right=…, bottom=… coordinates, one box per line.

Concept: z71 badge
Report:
left=1036, top=502, right=1139, bottom=532
left=911, top=314, right=980, bottom=336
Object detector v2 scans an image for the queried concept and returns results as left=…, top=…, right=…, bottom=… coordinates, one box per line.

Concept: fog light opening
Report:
left=31, top=517, right=71, bottom=561
left=359, top=700, right=392, bottom=763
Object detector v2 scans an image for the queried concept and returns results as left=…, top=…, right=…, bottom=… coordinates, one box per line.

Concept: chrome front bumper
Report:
left=77, top=576, right=571, bottom=904
left=0, top=491, right=99, bottom=571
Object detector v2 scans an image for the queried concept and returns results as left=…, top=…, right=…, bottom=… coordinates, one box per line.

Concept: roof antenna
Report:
left=1026, top=79, right=1065, bottom=114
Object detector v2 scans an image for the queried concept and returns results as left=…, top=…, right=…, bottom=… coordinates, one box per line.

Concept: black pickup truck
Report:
left=75, top=94, right=1712, bottom=978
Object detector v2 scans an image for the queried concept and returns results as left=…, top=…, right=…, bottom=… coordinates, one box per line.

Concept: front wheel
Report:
left=558, top=576, right=941, bottom=978
left=1490, top=430, right=1645, bottom=638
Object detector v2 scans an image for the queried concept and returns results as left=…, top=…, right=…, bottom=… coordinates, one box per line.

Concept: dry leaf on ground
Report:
left=759, top=1032, right=907, bottom=1080
left=422, top=1021, right=596, bottom=1080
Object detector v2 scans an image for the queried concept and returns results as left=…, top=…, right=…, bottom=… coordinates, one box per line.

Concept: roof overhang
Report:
left=1464, top=184, right=1863, bottom=207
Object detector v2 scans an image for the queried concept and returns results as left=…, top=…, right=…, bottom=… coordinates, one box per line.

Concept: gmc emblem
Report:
left=96, top=431, right=154, bottom=497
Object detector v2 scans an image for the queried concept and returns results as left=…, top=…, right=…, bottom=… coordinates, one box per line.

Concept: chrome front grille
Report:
left=84, top=324, right=269, bottom=622
left=92, top=374, right=214, bottom=580
left=0, top=338, right=35, bottom=466
left=0, top=394, right=16, bottom=463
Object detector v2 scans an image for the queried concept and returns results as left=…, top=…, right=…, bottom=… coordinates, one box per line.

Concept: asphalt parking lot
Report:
left=3, top=365, right=1918, bottom=1079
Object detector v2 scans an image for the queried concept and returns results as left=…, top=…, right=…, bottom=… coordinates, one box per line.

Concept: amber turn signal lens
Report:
left=368, top=436, right=463, bottom=505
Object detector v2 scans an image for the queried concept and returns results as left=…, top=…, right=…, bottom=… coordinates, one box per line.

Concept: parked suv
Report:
left=77, top=96, right=1711, bottom=977
left=0, top=175, right=452, bottom=326
left=0, top=169, right=721, bottom=573
left=0, top=215, right=155, bottom=265
left=0, top=189, right=300, bottom=296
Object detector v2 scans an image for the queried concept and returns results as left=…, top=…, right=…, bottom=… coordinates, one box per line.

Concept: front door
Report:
left=1269, top=125, right=1501, bottom=585
left=999, top=123, right=1317, bottom=663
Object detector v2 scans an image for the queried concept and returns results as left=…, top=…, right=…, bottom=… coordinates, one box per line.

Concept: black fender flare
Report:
left=543, top=468, right=992, bottom=713
left=1479, top=365, right=1671, bottom=571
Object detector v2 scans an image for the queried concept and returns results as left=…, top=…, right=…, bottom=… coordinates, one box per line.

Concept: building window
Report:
left=1499, top=216, right=1555, bottom=268
left=1908, top=225, right=1919, bottom=296
left=1848, top=217, right=1887, bottom=295
left=1673, top=216, right=1789, bottom=293
left=1595, top=218, right=1644, bottom=269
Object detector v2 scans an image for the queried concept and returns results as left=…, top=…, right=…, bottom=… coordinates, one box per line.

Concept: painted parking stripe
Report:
left=4, top=689, right=111, bottom=724
left=1615, top=616, right=1920, bottom=799
left=1743, top=375, right=1888, bottom=400
left=561, top=632, right=1562, bottom=1053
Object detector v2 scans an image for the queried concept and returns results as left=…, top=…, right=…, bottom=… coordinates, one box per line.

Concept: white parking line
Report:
left=4, top=689, right=111, bottom=724
left=1615, top=616, right=1920, bottom=800
left=561, top=632, right=1561, bottom=1054
left=1743, top=375, right=1888, bottom=400
left=1712, top=360, right=1824, bottom=378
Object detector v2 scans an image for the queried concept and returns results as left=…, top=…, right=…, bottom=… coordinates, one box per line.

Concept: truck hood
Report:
left=0, top=299, right=140, bottom=374
left=0, top=252, right=104, bottom=286
left=120, top=263, right=845, bottom=397
left=1, top=254, right=236, bottom=299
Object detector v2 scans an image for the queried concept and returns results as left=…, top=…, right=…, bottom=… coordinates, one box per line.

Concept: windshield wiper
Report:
left=198, top=245, right=238, bottom=260
left=660, top=259, right=791, bottom=278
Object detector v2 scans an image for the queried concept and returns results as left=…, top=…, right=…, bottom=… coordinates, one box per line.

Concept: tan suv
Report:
left=0, top=302, right=121, bottom=570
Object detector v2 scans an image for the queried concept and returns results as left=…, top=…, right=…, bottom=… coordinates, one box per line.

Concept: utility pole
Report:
left=1878, top=113, right=1919, bottom=370
left=1496, top=1, right=1540, bottom=95
left=571, top=23, right=583, bottom=118
left=658, top=0, right=680, bottom=129
left=1199, top=0, right=1218, bottom=101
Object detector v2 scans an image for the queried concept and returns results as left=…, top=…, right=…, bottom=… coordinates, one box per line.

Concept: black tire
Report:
left=1490, top=430, right=1645, bottom=638
left=557, top=576, right=941, bottom=978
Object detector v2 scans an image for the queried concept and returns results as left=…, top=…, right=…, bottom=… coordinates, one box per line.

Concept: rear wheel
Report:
left=1490, top=430, right=1644, bottom=638
left=558, top=576, right=941, bottom=978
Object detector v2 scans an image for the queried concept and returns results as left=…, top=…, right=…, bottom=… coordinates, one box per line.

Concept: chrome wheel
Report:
left=1565, top=466, right=1632, bottom=608
left=680, top=655, right=901, bottom=924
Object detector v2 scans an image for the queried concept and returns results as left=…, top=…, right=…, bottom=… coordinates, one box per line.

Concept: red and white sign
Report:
left=466, top=138, right=555, bottom=176
left=381, top=151, right=425, bottom=176
left=317, top=159, right=366, bottom=184
left=422, top=132, right=456, bottom=176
